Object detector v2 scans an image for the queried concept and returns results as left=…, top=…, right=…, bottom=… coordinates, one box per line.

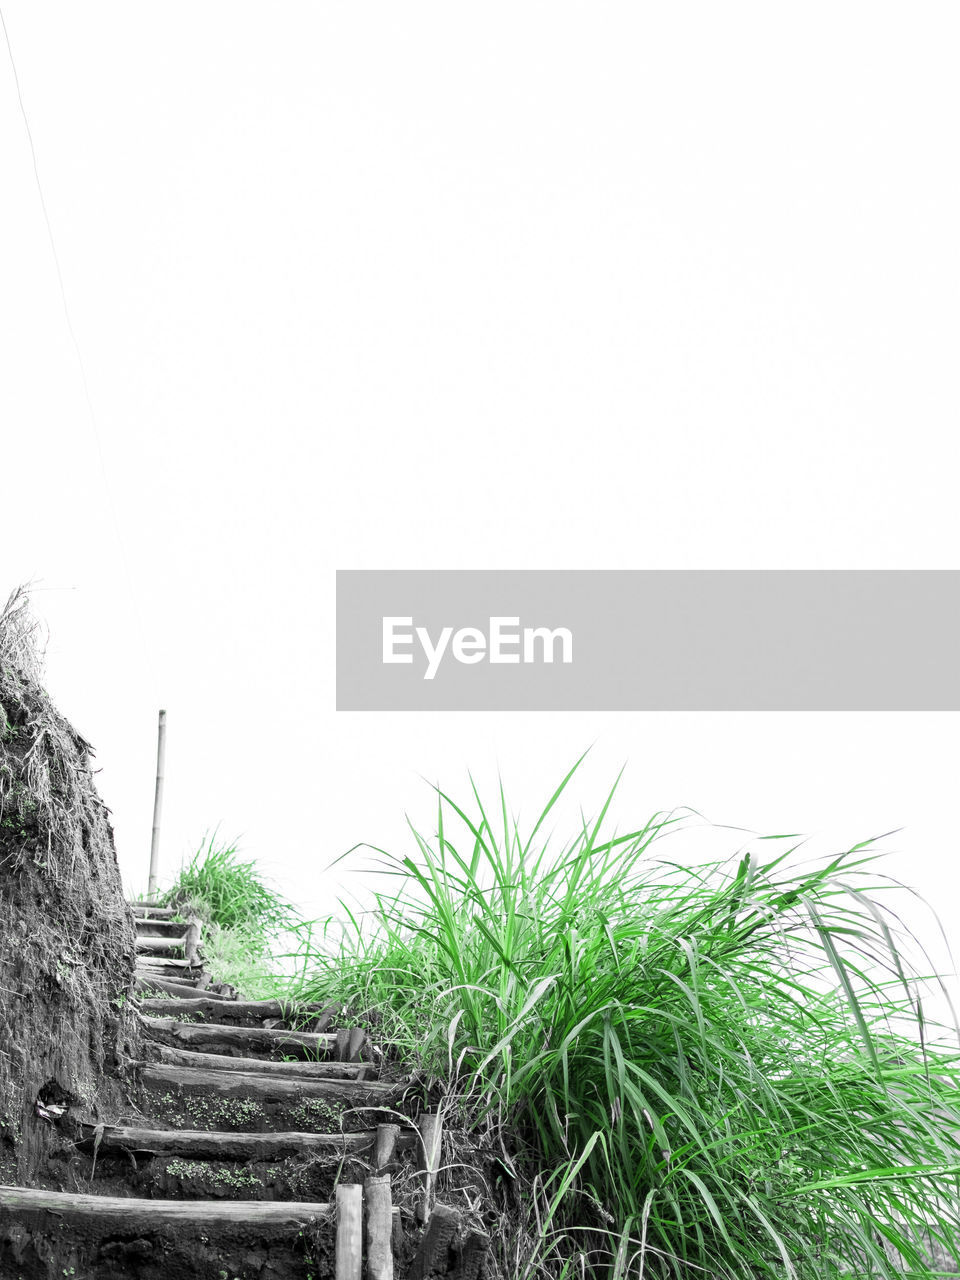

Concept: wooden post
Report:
left=458, top=1230, right=493, bottom=1280
left=410, top=1203, right=460, bottom=1280
left=364, top=1175, right=393, bottom=1279
left=347, top=1026, right=366, bottom=1062
left=147, top=709, right=166, bottom=898
left=416, top=1111, right=443, bottom=1224
left=374, top=1123, right=400, bottom=1173
left=336, top=1183, right=363, bottom=1280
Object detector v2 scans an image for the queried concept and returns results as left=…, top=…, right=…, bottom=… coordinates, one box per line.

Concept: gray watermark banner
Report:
left=336, top=570, right=960, bottom=711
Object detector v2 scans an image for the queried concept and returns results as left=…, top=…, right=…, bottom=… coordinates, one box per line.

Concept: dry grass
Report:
left=0, top=585, right=96, bottom=874
left=0, top=585, right=44, bottom=685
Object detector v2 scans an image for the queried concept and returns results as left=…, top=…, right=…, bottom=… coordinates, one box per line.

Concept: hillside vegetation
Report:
left=157, top=762, right=960, bottom=1278
left=155, top=831, right=298, bottom=1000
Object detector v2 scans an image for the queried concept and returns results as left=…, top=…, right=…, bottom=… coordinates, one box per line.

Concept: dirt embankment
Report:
left=0, top=598, right=497, bottom=1279
left=0, top=593, right=142, bottom=1188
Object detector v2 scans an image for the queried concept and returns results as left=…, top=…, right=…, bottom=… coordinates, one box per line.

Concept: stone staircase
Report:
left=0, top=902, right=491, bottom=1279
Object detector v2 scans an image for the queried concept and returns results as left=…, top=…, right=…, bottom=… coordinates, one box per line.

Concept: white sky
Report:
left=1, top=4, right=958, bottom=1014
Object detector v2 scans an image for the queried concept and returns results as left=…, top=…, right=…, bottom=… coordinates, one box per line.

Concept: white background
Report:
left=1, top=5, right=957, bottom=1009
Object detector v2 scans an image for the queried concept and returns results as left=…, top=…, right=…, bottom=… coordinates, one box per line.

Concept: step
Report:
left=142, top=1017, right=338, bottom=1058
left=74, top=1122, right=418, bottom=1161
left=127, top=903, right=176, bottom=917
left=136, top=975, right=204, bottom=996
left=0, top=1184, right=330, bottom=1227
left=137, top=967, right=203, bottom=984
left=154, top=1045, right=369, bottom=1079
left=141, top=1062, right=400, bottom=1103
left=136, top=934, right=188, bottom=953
left=138, top=955, right=197, bottom=971
left=136, top=918, right=187, bottom=937
left=138, top=996, right=340, bottom=1027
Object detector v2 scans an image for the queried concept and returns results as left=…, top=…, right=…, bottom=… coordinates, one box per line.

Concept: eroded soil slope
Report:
left=0, top=606, right=141, bottom=1188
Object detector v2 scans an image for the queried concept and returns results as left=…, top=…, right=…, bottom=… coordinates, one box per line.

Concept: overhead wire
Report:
left=0, top=4, right=159, bottom=694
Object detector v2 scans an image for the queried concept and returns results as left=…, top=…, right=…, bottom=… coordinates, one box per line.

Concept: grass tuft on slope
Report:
left=157, top=832, right=297, bottom=997
left=286, top=760, right=960, bottom=1280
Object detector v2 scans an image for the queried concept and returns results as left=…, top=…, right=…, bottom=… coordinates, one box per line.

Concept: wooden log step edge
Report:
left=127, top=904, right=176, bottom=917
left=135, top=967, right=197, bottom=980
left=138, top=977, right=203, bottom=988
left=138, top=997, right=341, bottom=1027
left=135, top=918, right=187, bottom=935
left=0, top=1185, right=329, bottom=1227
left=154, top=1044, right=369, bottom=1081
left=72, top=1122, right=418, bottom=1161
left=141, top=1062, right=400, bottom=1101
left=136, top=934, right=187, bottom=950
left=136, top=977, right=205, bottom=997
left=141, top=1017, right=337, bottom=1057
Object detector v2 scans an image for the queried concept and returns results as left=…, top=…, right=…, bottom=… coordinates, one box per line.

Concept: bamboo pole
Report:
left=147, top=709, right=166, bottom=898
left=336, top=1183, right=363, bottom=1280
left=364, top=1175, right=393, bottom=1280
left=416, top=1111, right=443, bottom=1223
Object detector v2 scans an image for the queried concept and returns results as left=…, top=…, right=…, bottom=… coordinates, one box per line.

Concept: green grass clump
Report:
left=159, top=832, right=296, bottom=943
left=287, top=758, right=960, bottom=1280
left=154, top=832, right=297, bottom=996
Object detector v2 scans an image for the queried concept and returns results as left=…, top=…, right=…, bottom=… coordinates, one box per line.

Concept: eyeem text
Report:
left=382, top=616, right=574, bottom=680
